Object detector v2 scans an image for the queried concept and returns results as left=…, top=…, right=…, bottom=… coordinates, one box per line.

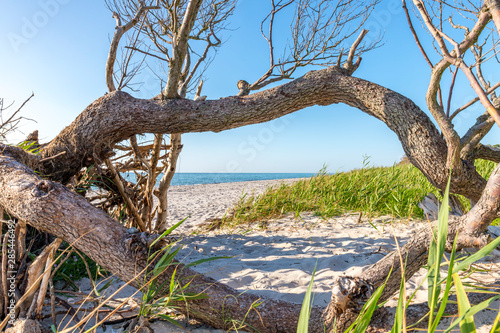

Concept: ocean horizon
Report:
left=122, top=172, right=317, bottom=186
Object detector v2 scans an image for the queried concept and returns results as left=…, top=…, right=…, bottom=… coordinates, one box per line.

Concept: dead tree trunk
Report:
left=0, top=155, right=320, bottom=332
left=33, top=66, right=488, bottom=200
left=2, top=146, right=499, bottom=332
left=1, top=65, right=499, bottom=331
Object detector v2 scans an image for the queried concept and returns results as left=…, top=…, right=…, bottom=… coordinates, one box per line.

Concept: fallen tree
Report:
left=1, top=0, right=500, bottom=331
left=1, top=121, right=499, bottom=332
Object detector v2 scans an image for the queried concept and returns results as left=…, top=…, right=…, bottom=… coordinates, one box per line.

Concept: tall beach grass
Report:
left=224, top=159, right=496, bottom=226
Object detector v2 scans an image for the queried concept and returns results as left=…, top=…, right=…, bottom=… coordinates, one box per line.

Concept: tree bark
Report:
left=486, top=0, right=500, bottom=35
left=0, top=155, right=323, bottom=332
left=1, top=64, right=497, bottom=331
left=34, top=66, right=485, bottom=201
left=163, top=0, right=204, bottom=98
left=156, top=133, right=182, bottom=233
left=2, top=148, right=499, bottom=332
left=326, top=161, right=500, bottom=330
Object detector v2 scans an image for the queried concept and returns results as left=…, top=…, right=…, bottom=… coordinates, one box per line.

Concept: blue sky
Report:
left=0, top=0, right=498, bottom=173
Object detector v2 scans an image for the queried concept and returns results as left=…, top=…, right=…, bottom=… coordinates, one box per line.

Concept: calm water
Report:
left=122, top=172, right=316, bottom=186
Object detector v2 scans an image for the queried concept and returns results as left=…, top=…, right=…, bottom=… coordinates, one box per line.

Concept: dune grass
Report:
left=223, top=159, right=497, bottom=227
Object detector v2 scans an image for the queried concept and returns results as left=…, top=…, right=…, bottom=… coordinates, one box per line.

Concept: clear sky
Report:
left=0, top=0, right=498, bottom=173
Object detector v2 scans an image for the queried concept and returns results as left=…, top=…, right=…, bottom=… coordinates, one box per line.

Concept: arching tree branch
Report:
left=30, top=65, right=485, bottom=201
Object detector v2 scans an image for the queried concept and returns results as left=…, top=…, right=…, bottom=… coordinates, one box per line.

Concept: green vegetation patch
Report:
left=224, top=159, right=496, bottom=227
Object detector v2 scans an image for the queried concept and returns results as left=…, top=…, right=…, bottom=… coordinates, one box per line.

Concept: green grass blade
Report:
left=429, top=234, right=457, bottom=332
left=443, top=294, right=500, bottom=333
left=346, top=268, right=392, bottom=333
left=390, top=272, right=406, bottom=333
left=452, top=273, right=476, bottom=333
left=297, top=267, right=316, bottom=333
left=368, top=220, right=379, bottom=232
left=157, top=313, right=183, bottom=328
left=490, top=311, right=500, bottom=333
left=452, top=235, right=500, bottom=274
left=154, top=247, right=181, bottom=274
left=97, top=277, right=115, bottom=293
left=349, top=284, right=386, bottom=333
left=428, top=174, right=451, bottom=327
left=150, top=216, right=188, bottom=248
left=169, top=267, right=178, bottom=294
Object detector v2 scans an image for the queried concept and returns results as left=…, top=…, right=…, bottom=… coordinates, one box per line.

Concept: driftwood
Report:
left=0, top=63, right=499, bottom=331
left=1, top=148, right=499, bottom=331
left=2, top=0, right=500, bottom=330
left=419, top=193, right=465, bottom=220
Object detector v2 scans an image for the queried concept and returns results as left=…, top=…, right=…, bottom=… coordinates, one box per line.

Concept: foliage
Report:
left=138, top=218, right=228, bottom=326
left=52, top=246, right=106, bottom=289
left=223, top=159, right=496, bottom=227
left=16, top=140, right=40, bottom=154
left=297, top=266, right=316, bottom=333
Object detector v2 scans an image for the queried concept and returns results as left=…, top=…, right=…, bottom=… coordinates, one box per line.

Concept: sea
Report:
left=121, top=172, right=316, bottom=186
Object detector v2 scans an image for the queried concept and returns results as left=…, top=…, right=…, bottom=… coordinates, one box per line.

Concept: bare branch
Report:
left=124, top=45, right=168, bottom=61
left=129, top=136, right=151, bottom=169
left=163, top=0, right=204, bottom=98
left=117, top=21, right=147, bottom=91
left=179, top=27, right=221, bottom=96
left=105, top=2, right=159, bottom=92
left=460, top=112, right=495, bottom=160
left=0, top=93, right=36, bottom=143
left=194, top=79, right=204, bottom=100
left=246, top=0, right=380, bottom=93
left=450, top=81, right=500, bottom=120
left=446, top=65, right=459, bottom=118
left=39, top=151, right=66, bottom=163
left=473, top=143, right=500, bottom=162
left=2, top=93, right=34, bottom=129
left=457, top=59, right=500, bottom=127
left=142, top=133, right=163, bottom=227
left=104, top=158, right=146, bottom=232
left=336, top=47, right=343, bottom=67
left=485, top=0, right=500, bottom=35
left=257, top=0, right=295, bottom=87
left=403, top=0, right=434, bottom=68
left=413, top=0, right=454, bottom=60
left=343, top=29, right=368, bottom=74
left=411, top=2, right=492, bottom=167
left=155, top=133, right=182, bottom=232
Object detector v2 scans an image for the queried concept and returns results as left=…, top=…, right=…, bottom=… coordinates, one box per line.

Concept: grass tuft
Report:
left=223, top=160, right=496, bottom=227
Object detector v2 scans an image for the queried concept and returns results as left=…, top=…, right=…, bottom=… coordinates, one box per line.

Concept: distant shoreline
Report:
left=123, top=172, right=317, bottom=187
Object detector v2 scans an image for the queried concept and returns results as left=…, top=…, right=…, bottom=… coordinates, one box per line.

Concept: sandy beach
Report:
left=51, top=178, right=500, bottom=332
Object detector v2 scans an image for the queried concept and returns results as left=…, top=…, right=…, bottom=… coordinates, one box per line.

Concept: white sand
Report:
left=176, top=212, right=420, bottom=306
left=54, top=178, right=500, bottom=332
left=168, top=179, right=500, bottom=332
left=166, top=178, right=299, bottom=233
